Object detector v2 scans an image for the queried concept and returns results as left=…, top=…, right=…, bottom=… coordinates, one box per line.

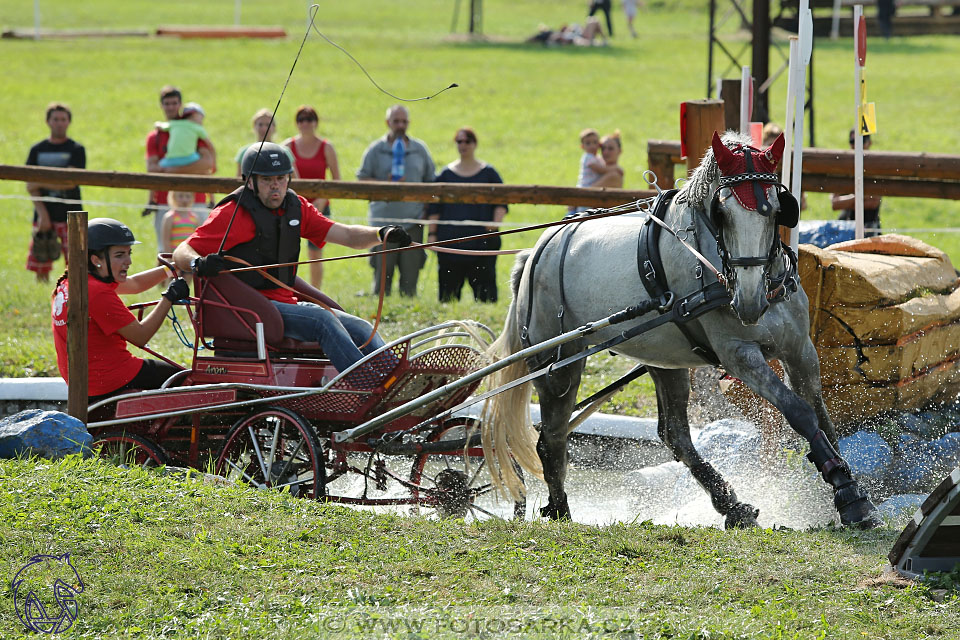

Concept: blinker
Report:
left=777, top=189, right=800, bottom=228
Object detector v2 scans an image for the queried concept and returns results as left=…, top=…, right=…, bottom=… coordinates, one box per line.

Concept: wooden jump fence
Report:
left=646, top=140, right=960, bottom=200
left=4, top=139, right=960, bottom=213
left=0, top=165, right=654, bottom=209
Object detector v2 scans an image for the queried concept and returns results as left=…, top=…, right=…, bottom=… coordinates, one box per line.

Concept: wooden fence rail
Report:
left=646, top=140, right=960, bottom=200
left=0, top=164, right=655, bottom=208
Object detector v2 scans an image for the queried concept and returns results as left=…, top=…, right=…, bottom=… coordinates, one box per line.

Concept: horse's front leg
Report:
left=780, top=338, right=838, bottom=445
left=649, top=367, right=759, bottom=529
left=531, top=350, right=585, bottom=521
left=723, top=342, right=881, bottom=528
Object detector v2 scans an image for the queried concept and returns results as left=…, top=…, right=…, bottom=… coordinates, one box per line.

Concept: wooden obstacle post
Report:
left=682, top=99, right=726, bottom=177
left=66, top=210, right=88, bottom=424
left=718, top=79, right=744, bottom=131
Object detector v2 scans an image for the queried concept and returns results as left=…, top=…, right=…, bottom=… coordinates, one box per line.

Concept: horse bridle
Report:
left=703, top=150, right=799, bottom=294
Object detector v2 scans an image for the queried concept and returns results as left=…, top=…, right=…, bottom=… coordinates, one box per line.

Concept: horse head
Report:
left=709, top=131, right=796, bottom=325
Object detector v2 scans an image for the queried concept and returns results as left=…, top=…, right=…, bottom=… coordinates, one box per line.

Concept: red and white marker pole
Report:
left=854, top=6, right=867, bottom=239
left=786, top=0, right=812, bottom=252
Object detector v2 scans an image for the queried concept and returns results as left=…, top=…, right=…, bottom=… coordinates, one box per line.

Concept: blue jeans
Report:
left=271, top=301, right=386, bottom=372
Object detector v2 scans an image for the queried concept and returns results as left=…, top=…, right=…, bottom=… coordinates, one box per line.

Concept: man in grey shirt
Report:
left=357, top=105, right=435, bottom=296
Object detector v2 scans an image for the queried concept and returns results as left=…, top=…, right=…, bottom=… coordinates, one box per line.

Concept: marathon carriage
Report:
left=87, top=263, right=525, bottom=520
left=87, top=131, right=881, bottom=528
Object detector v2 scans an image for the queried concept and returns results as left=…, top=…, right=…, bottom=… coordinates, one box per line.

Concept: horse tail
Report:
left=481, top=250, right=544, bottom=501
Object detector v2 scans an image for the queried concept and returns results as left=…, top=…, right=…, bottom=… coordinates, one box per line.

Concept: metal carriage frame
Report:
left=86, top=271, right=525, bottom=519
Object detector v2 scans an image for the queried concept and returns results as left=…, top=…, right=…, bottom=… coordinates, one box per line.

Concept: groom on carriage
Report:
left=172, top=141, right=411, bottom=376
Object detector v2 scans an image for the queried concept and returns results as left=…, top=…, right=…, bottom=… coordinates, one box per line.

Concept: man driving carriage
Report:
left=172, top=141, right=411, bottom=375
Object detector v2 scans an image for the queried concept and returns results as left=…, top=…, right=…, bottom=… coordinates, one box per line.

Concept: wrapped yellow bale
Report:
left=797, top=234, right=960, bottom=425
left=817, top=322, right=960, bottom=385
left=822, top=357, right=960, bottom=423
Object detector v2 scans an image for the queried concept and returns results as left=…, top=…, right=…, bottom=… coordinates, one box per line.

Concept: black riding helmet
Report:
left=88, top=217, right=140, bottom=282
left=240, top=142, right=294, bottom=181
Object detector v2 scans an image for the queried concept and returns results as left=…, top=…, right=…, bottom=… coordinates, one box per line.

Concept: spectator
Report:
left=832, top=129, right=881, bottom=236
left=144, top=85, right=215, bottom=250
left=357, top=105, right=435, bottom=296
left=591, top=130, right=624, bottom=188
left=283, top=105, right=341, bottom=289
left=159, top=190, right=202, bottom=257
left=234, top=108, right=296, bottom=177
left=426, top=127, right=507, bottom=303
left=877, top=0, right=895, bottom=38
left=155, top=102, right=211, bottom=170
left=526, top=19, right=607, bottom=46
left=623, top=0, right=641, bottom=38
left=25, top=102, right=85, bottom=283
left=588, top=0, right=613, bottom=37
left=572, top=128, right=620, bottom=212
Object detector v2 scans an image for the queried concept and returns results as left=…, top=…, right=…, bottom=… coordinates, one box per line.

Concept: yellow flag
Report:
left=859, top=103, right=878, bottom=135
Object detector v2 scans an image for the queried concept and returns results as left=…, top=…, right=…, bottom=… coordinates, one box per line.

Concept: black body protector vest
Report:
left=218, top=187, right=302, bottom=290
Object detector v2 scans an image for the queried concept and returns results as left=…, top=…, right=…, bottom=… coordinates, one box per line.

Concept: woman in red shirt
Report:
left=52, top=218, right=189, bottom=402
left=282, top=105, right=340, bottom=289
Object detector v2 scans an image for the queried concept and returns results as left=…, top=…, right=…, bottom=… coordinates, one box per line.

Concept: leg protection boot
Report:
left=807, top=430, right=881, bottom=528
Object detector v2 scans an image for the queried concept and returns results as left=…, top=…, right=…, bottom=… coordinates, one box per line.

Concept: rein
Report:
left=222, top=202, right=647, bottom=276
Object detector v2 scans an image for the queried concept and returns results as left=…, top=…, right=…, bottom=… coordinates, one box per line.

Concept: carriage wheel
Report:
left=93, top=432, right=168, bottom=468
left=215, top=407, right=325, bottom=499
left=409, top=419, right=526, bottom=520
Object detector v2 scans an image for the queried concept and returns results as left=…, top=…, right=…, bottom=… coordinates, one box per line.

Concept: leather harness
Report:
left=519, top=181, right=801, bottom=376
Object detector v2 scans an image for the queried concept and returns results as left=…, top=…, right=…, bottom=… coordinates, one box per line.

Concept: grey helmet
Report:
left=241, top=142, right=293, bottom=180
left=88, top=218, right=141, bottom=251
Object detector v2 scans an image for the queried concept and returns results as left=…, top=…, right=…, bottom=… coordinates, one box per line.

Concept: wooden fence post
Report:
left=682, top=99, right=726, bottom=177
left=66, top=210, right=88, bottom=424
left=718, top=79, right=743, bottom=131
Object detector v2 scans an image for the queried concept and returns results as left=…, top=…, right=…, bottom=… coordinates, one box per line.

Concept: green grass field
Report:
left=1, top=456, right=957, bottom=639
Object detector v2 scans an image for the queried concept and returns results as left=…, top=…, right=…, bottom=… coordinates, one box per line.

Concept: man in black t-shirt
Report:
left=26, top=102, right=86, bottom=281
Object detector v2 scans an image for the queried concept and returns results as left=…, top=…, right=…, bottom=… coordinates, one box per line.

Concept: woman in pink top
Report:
left=283, top=105, right=340, bottom=288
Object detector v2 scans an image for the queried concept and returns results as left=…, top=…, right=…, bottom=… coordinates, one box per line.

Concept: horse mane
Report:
left=677, top=130, right=755, bottom=209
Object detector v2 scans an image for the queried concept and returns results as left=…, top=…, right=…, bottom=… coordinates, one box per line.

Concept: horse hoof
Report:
left=835, top=482, right=883, bottom=529
left=840, top=499, right=883, bottom=529
left=539, top=497, right=571, bottom=521
left=724, top=503, right=760, bottom=529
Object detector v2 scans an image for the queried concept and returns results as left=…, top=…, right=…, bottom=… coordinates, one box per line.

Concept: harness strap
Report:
left=636, top=192, right=671, bottom=301
left=520, top=225, right=567, bottom=349
left=556, top=221, right=584, bottom=335
left=636, top=190, right=724, bottom=366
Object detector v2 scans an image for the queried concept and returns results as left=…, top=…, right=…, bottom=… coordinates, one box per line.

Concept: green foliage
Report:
left=1, top=456, right=958, bottom=638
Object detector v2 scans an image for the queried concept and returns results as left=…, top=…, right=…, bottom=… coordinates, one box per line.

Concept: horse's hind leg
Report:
left=531, top=350, right=585, bottom=521
left=726, top=342, right=880, bottom=528
left=648, top=366, right=759, bottom=529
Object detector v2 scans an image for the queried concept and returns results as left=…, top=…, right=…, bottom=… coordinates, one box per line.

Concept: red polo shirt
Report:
left=184, top=194, right=334, bottom=304
left=52, top=275, right=144, bottom=396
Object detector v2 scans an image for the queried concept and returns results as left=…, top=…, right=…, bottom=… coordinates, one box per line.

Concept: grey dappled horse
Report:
left=481, top=131, right=880, bottom=529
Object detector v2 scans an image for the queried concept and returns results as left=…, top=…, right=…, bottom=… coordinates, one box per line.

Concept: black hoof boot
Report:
left=539, top=494, right=571, bottom=520
left=835, top=481, right=882, bottom=529
left=724, top=502, right=760, bottom=529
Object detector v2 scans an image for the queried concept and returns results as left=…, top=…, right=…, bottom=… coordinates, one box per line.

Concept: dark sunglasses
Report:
left=455, top=138, right=473, bottom=144
left=297, top=117, right=317, bottom=123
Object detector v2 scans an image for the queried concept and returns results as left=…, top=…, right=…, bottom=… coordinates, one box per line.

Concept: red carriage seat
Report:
left=197, top=273, right=343, bottom=356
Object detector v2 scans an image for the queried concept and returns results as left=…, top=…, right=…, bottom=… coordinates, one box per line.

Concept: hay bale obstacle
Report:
left=799, top=234, right=960, bottom=426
